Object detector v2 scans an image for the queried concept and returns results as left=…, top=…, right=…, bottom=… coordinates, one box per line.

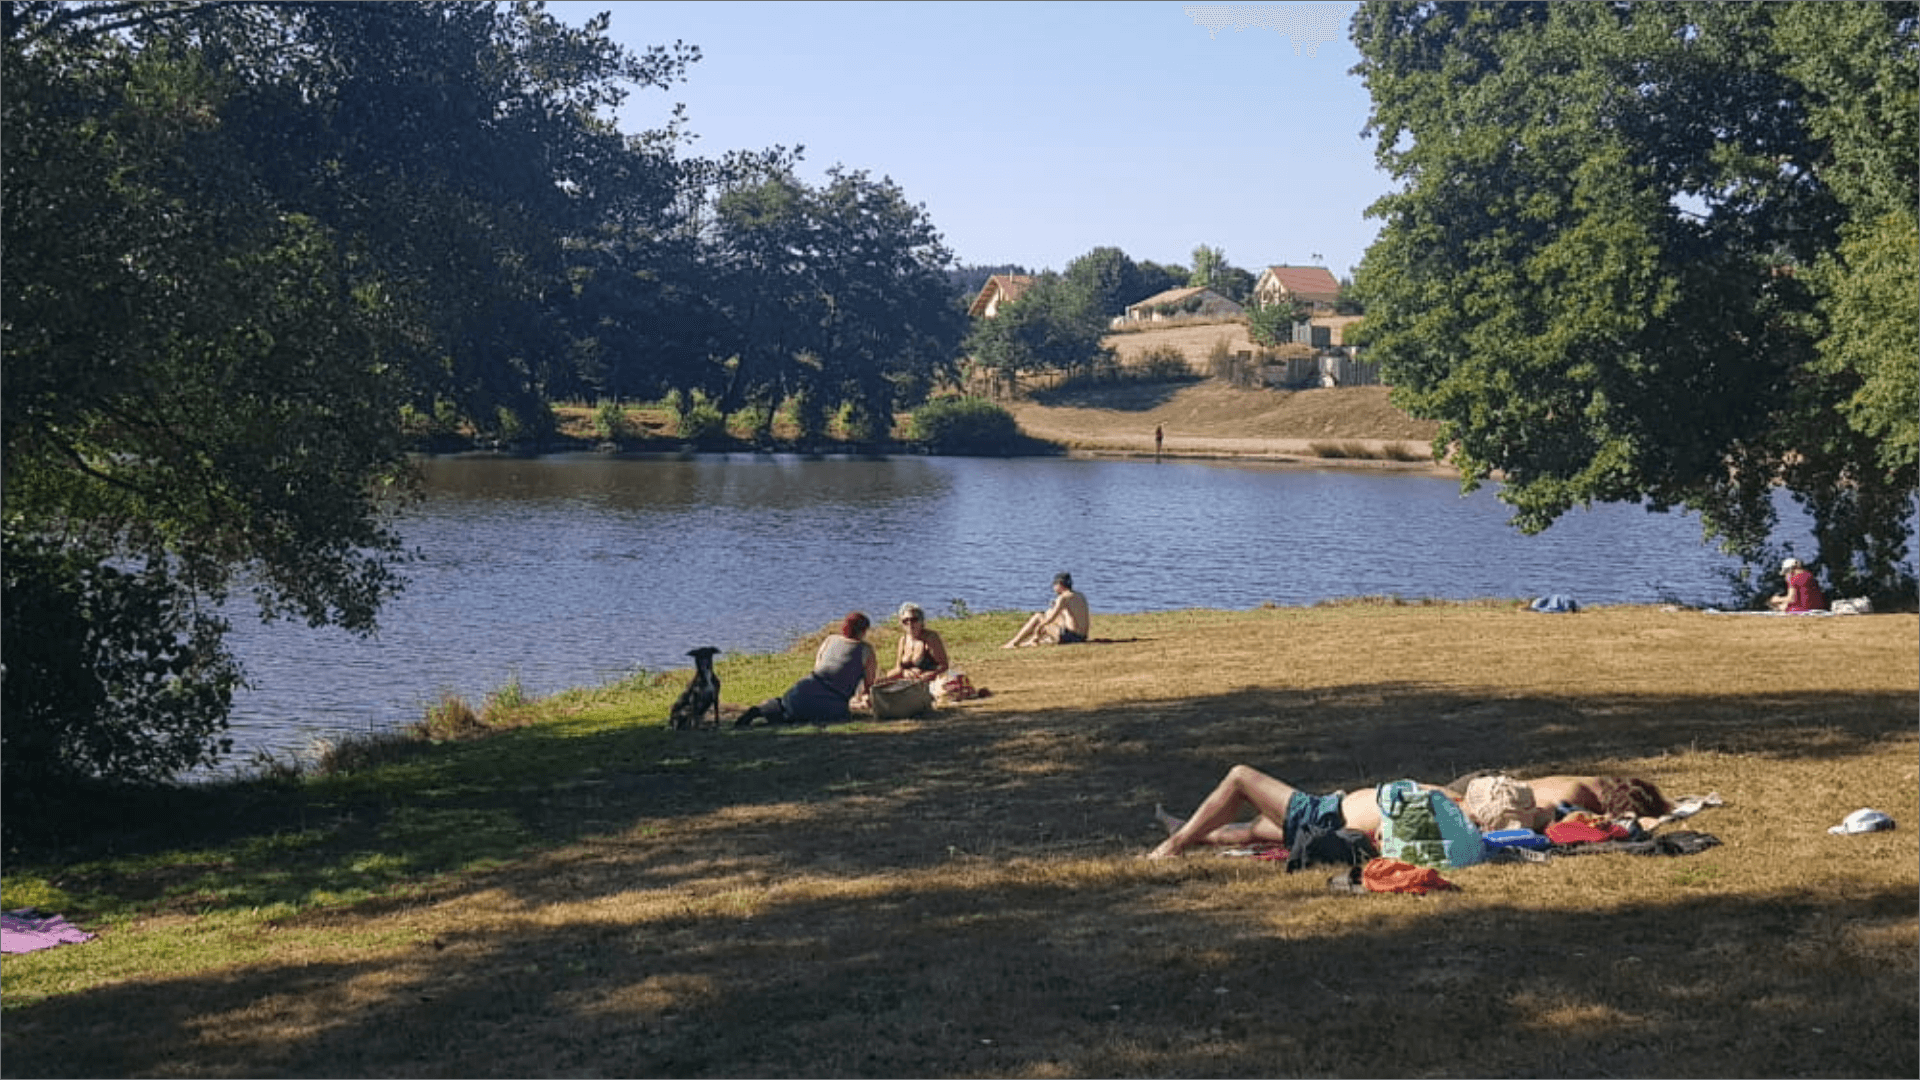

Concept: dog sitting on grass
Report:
left=668, top=646, right=722, bottom=730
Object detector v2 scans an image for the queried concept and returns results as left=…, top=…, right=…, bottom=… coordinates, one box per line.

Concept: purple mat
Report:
left=1, top=910, right=97, bottom=954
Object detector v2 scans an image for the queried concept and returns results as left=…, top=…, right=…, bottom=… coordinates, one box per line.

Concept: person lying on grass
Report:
left=1147, top=765, right=1460, bottom=859
left=1446, top=772, right=1676, bottom=833
left=1149, top=766, right=1678, bottom=859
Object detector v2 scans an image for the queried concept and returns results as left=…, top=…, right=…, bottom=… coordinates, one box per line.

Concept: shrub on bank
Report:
left=907, top=397, right=1021, bottom=454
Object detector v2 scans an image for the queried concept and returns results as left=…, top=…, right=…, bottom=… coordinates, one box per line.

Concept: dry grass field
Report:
left=3, top=603, right=1914, bottom=1078
left=1010, top=379, right=1445, bottom=465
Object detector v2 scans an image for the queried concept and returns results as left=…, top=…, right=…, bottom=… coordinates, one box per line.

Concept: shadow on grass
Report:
left=21, top=681, right=1915, bottom=905
left=7, top=682, right=1916, bottom=1076
left=7, top=878, right=1912, bottom=1077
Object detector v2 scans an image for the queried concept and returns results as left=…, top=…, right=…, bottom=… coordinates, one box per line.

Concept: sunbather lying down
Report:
left=1147, top=765, right=1455, bottom=860
left=1149, top=765, right=1690, bottom=859
left=1445, top=773, right=1678, bottom=833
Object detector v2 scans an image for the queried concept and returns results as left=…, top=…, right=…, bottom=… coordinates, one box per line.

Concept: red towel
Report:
left=1362, top=858, right=1457, bottom=894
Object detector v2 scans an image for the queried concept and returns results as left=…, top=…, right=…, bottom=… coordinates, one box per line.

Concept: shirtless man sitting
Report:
left=1002, top=572, right=1090, bottom=648
left=1147, top=764, right=1457, bottom=859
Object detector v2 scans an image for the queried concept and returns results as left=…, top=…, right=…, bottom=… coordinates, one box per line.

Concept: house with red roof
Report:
left=967, top=274, right=1035, bottom=318
left=1253, top=265, right=1341, bottom=313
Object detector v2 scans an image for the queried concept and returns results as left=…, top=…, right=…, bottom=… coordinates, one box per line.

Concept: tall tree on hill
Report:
left=1351, top=0, right=1917, bottom=602
left=1063, top=246, right=1144, bottom=323
left=1188, top=244, right=1226, bottom=290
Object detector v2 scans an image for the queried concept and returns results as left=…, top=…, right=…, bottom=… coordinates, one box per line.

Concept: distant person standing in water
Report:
left=1154, top=424, right=1164, bottom=462
left=1003, top=572, right=1090, bottom=647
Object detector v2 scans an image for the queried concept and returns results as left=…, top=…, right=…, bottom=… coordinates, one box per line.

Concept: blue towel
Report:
left=1529, top=594, right=1580, bottom=613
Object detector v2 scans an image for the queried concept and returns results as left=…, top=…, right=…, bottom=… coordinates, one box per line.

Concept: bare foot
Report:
left=1144, top=839, right=1184, bottom=860
left=1155, top=804, right=1185, bottom=837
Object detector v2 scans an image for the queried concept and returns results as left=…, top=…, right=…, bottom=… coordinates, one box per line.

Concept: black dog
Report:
left=668, top=646, right=722, bottom=730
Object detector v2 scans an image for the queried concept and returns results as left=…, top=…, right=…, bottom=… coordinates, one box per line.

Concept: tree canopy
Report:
left=1, top=1, right=966, bottom=795
left=1351, top=0, right=1918, bottom=601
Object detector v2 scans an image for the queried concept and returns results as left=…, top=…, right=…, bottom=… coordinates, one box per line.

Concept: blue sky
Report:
left=544, top=1, right=1389, bottom=280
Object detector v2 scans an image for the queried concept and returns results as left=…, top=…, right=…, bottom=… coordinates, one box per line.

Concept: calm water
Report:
left=217, top=452, right=1779, bottom=767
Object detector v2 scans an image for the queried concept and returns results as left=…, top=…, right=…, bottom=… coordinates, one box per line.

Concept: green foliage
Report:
left=0, top=1, right=696, bottom=790
left=674, top=391, right=726, bottom=443
left=705, top=168, right=966, bottom=426
left=1189, top=244, right=1226, bottom=289
left=964, top=272, right=1108, bottom=379
left=906, top=397, right=1022, bottom=454
left=2, top=536, right=241, bottom=800
left=593, top=399, right=631, bottom=442
left=1063, top=246, right=1143, bottom=320
left=1350, top=0, right=1917, bottom=598
left=1245, top=301, right=1303, bottom=347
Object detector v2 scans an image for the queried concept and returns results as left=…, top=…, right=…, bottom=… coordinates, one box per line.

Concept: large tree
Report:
left=1, top=1, right=693, bottom=793
left=1351, top=1, right=1917, bottom=601
left=701, top=168, right=965, bottom=436
left=963, top=272, right=1109, bottom=393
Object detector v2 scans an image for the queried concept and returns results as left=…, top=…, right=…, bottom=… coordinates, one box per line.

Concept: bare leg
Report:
left=1147, top=765, right=1301, bottom=859
left=1002, top=611, right=1046, bottom=648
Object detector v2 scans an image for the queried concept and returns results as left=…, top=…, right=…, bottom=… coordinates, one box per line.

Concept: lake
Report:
left=216, top=451, right=1791, bottom=768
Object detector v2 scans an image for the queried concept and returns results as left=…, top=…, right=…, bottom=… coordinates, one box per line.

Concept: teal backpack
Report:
left=1376, top=780, right=1485, bottom=869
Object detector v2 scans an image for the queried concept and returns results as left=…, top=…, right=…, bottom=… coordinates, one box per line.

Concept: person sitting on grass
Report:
left=882, top=602, right=949, bottom=683
left=1147, top=764, right=1458, bottom=859
left=1768, top=557, right=1829, bottom=613
left=1002, top=572, right=1090, bottom=648
left=735, top=612, right=877, bottom=728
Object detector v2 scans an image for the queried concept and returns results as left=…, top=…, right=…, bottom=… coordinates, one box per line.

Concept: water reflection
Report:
left=218, top=453, right=1791, bottom=767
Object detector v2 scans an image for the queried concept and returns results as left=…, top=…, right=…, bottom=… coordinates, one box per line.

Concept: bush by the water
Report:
left=907, top=397, right=1021, bottom=453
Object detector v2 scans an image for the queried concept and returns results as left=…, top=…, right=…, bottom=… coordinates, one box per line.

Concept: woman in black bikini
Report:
left=882, top=602, right=949, bottom=683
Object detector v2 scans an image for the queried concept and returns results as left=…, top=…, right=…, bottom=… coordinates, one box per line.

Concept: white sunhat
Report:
left=1828, top=808, right=1896, bottom=835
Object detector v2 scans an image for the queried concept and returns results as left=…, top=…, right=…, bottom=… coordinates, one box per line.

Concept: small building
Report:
left=1253, top=265, right=1341, bottom=313
left=1310, top=314, right=1365, bottom=347
left=967, top=274, right=1035, bottom=318
left=1123, top=285, right=1245, bottom=323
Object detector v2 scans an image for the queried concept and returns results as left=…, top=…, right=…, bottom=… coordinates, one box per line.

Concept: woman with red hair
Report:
left=735, top=613, right=877, bottom=727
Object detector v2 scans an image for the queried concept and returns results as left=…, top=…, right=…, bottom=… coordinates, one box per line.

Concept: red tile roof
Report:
left=967, top=274, right=1035, bottom=318
left=1259, top=265, right=1341, bottom=303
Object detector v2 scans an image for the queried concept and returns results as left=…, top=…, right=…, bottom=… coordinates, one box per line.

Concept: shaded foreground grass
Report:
left=3, top=605, right=1916, bottom=1078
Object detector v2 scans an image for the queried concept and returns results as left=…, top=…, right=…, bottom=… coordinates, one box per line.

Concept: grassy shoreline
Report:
left=4, top=603, right=1915, bottom=1077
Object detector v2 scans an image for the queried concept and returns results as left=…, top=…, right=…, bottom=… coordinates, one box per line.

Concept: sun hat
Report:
left=1828, top=808, right=1895, bottom=835
left=1464, top=775, right=1550, bottom=832
left=1782, top=557, right=1803, bottom=571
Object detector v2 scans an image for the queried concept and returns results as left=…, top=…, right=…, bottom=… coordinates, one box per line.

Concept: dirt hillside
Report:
left=1010, top=379, right=1446, bottom=468
left=998, top=320, right=1447, bottom=468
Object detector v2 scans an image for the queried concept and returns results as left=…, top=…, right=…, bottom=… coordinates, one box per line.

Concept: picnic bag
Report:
left=869, top=677, right=934, bottom=719
left=1376, top=780, right=1485, bottom=869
